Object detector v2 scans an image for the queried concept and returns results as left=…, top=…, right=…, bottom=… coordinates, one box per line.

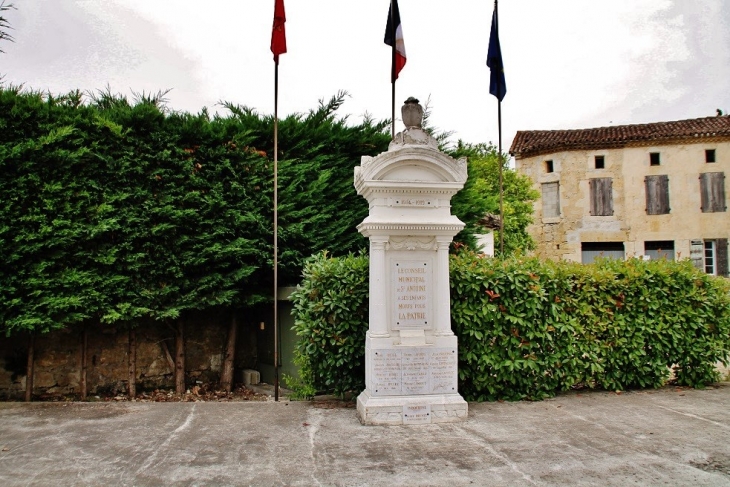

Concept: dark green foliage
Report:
left=289, top=252, right=369, bottom=396
left=0, top=87, right=273, bottom=334
left=0, top=87, right=394, bottom=336
left=449, top=142, right=539, bottom=255
left=222, top=92, right=391, bottom=283
left=291, top=252, right=730, bottom=399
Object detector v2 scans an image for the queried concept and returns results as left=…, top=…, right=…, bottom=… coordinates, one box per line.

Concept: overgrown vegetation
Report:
left=290, top=251, right=730, bottom=400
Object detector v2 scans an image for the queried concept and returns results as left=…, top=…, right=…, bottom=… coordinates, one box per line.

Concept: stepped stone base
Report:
left=357, top=389, right=468, bottom=425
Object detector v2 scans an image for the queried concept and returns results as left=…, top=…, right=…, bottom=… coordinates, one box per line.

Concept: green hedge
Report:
left=290, top=253, right=369, bottom=396
left=291, top=251, right=730, bottom=400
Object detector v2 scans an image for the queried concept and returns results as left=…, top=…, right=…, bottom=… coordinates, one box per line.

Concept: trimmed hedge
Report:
left=290, top=251, right=730, bottom=400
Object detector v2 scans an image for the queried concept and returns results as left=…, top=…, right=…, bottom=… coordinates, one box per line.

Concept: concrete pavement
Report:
left=0, top=384, right=729, bottom=486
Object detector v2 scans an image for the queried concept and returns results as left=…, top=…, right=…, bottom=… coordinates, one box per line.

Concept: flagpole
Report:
left=498, top=99, right=504, bottom=255
left=273, top=58, right=280, bottom=402
left=495, top=0, right=504, bottom=256
left=390, top=0, right=396, bottom=139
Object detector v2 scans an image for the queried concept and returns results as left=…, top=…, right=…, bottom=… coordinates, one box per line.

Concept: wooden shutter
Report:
left=717, top=238, right=729, bottom=277
left=690, top=240, right=704, bottom=270
left=590, top=178, right=613, bottom=216
left=700, top=172, right=727, bottom=212
left=645, top=175, right=670, bottom=215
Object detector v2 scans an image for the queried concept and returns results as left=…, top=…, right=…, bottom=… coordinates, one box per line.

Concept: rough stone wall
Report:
left=515, top=140, right=730, bottom=262
left=0, top=311, right=259, bottom=400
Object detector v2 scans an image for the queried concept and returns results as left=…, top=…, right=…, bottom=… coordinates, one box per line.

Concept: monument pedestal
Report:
left=357, top=333, right=467, bottom=425
left=353, top=98, right=469, bottom=425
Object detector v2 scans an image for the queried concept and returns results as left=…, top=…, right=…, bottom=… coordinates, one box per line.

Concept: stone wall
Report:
left=0, top=310, right=260, bottom=400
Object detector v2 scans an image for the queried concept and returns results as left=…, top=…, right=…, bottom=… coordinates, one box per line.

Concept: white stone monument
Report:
left=354, top=97, right=468, bottom=425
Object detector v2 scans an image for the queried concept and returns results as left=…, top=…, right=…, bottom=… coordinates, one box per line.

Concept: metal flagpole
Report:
left=498, top=99, right=504, bottom=255
left=391, top=0, right=396, bottom=139
left=273, top=59, right=280, bottom=402
left=496, top=0, right=504, bottom=255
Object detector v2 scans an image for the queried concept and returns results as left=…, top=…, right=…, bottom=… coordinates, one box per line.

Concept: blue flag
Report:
left=487, top=7, right=506, bottom=101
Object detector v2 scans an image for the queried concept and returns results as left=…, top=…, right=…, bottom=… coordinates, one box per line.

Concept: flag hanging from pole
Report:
left=271, top=0, right=287, bottom=63
left=384, top=0, right=406, bottom=81
left=487, top=4, right=506, bottom=101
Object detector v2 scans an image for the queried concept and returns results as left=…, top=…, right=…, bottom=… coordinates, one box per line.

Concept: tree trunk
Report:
left=80, top=326, right=88, bottom=400
left=220, top=314, right=238, bottom=393
left=175, top=319, right=185, bottom=396
left=128, top=327, right=136, bottom=400
left=161, top=339, right=175, bottom=374
left=25, top=334, right=35, bottom=402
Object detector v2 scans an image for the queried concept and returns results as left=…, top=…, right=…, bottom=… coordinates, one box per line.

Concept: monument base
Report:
left=357, top=389, right=468, bottom=425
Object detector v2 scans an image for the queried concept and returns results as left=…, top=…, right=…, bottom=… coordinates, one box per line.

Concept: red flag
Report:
left=271, top=0, right=287, bottom=63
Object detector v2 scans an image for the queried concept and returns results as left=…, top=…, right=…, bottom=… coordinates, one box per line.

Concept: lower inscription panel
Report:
left=370, top=347, right=457, bottom=396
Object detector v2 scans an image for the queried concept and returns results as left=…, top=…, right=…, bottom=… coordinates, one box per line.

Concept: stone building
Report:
left=510, top=115, right=729, bottom=276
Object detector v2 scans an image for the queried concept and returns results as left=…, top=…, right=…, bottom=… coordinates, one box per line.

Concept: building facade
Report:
left=511, top=116, right=729, bottom=276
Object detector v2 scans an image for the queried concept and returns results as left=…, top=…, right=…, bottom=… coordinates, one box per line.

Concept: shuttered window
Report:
left=694, top=238, right=728, bottom=276
left=645, top=175, right=670, bottom=215
left=699, top=172, right=726, bottom=212
left=542, top=182, right=560, bottom=218
left=589, top=177, right=613, bottom=216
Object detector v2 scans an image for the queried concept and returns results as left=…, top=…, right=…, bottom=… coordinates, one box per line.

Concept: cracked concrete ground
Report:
left=0, top=384, right=729, bottom=486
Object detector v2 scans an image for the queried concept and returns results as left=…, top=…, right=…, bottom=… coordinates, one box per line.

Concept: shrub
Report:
left=291, top=251, right=730, bottom=400
left=289, top=252, right=369, bottom=397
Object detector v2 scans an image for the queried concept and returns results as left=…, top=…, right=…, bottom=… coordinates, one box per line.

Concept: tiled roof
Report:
left=510, top=116, right=730, bottom=157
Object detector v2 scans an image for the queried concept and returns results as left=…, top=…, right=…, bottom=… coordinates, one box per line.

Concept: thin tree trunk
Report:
left=80, top=326, right=88, bottom=400
left=128, top=327, right=136, bottom=400
left=175, top=319, right=185, bottom=396
left=220, top=314, right=238, bottom=393
left=161, top=340, right=175, bottom=374
left=25, top=334, right=35, bottom=402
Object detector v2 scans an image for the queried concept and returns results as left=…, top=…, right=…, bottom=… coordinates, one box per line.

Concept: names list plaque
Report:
left=370, top=348, right=458, bottom=396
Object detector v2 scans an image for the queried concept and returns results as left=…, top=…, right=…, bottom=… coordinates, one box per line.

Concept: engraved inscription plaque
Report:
left=393, top=260, right=432, bottom=330
left=403, top=404, right=431, bottom=424
left=371, top=350, right=401, bottom=395
left=369, top=348, right=458, bottom=396
left=430, top=349, right=458, bottom=394
left=402, top=349, right=430, bottom=394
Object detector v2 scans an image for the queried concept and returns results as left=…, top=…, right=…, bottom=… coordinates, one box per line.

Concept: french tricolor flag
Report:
left=384, top=0, right=406, bottom=81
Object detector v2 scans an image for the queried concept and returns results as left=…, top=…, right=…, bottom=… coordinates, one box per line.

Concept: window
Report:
left=644, top=175, right=670, bottom=214
left=650, top=152, right=661, bottom=166
left=545, top=160, right=554, bottom=173
left=705, top=241, right=716, bottom=275
left=706, top=149, right=716, bottom=163
left=594, top=155, right=605, bottom=169
left=589, top=177, right=613, bottom=216
left=693, top=239, right=729, bottom=276
left=581, top=242, right=625, bottom=264
left=541, top=182, right=560, bottom=218
left=699, top=172, right=726, bottom=212
left=644, top=241, right=674, bottom=261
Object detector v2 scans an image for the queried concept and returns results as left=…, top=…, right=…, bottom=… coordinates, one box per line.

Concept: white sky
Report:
left=2, top=0, right=729, bottom=152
